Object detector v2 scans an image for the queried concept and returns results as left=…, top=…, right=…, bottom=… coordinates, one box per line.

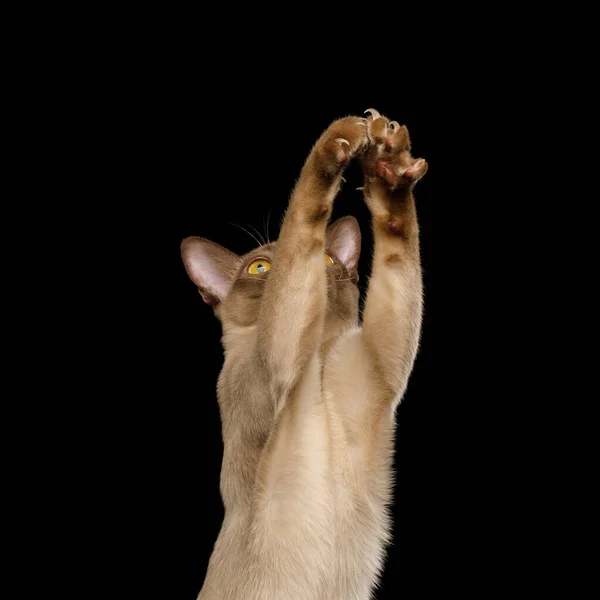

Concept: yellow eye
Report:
left=248, top=259, right=271, bottom=274
left=325, top=254, right=334, bottom=265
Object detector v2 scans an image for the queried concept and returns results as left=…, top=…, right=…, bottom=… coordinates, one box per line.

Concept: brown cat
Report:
left=181, top=109, right=428, bottom=599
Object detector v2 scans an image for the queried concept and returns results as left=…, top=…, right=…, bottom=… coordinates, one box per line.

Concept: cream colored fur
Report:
left=181, top=110, right=428, bottom=599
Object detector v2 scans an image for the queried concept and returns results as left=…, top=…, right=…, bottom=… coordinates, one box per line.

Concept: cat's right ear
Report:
left=181, top=237, right=241, bottom=307
left=326, top=216, right=361, bottom=273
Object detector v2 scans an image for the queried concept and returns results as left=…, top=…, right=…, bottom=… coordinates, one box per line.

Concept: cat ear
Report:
left=181, top=237, right=241, bottom=306
left=326, top=216, right=361, bottom=272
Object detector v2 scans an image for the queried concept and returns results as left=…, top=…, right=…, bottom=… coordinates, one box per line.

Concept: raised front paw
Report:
left=313, top=116, right=370, bottom=176
left=361, top=109, right=428, bottom=192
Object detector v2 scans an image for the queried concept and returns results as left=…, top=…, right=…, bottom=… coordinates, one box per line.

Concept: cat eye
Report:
left=325, top=254, right=334, bottom=265
left=248, top=259, right=271, bottom=274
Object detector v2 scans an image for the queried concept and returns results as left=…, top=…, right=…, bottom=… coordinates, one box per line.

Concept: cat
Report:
left=181, top=109, right=428, bottom=600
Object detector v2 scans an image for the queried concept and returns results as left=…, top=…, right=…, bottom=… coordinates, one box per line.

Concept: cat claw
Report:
left=355, top=121, right=367, bottom=126
left=401, top=159, right=427, bottom=179
left=335, top=138, right=350, bottom=146
left=409, top=158, right=427, bottom=173
left=364, top=108, right=381, bottom=120
left=389, top=121, right=400, bottom=132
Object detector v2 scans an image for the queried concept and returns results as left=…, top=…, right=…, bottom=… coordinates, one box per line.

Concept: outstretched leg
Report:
left=242, top=117, right=369, bottom=599
left=359, top=109, right=429, bottom=407
left=257, top=116, right=368, bottom=412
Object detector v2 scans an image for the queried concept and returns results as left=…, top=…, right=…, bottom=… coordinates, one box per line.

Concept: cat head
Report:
left=181, top=216, right=361, bottom=328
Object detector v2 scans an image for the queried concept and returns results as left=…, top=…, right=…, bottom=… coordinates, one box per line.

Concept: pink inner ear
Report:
left=188, top=252, right=231, bottom=297
left=181, top=237, right=240, bottom=304
left=327, top=217, right=361, bottom=271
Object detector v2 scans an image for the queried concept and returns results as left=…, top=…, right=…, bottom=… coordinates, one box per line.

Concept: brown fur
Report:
left=181, top=110, right=428, bottom=599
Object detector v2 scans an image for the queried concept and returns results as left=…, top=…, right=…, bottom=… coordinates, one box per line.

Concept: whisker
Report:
left=328, top=304, right=351, bottom=324
left=228, top=222, right=264, bottom=248
left=247, top=223, right=267, bottom=246
left=265, top=207, right=273, bottom=244
left=262, top=215, right=268, bottom=245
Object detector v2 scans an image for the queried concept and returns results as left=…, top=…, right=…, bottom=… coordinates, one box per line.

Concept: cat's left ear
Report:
left=326, top=216, right=361, bottom=273
left=181, top=237, right=241, bottom=307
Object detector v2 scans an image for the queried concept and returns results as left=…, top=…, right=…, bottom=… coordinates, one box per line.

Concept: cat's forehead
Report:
left=241, top=242, right=277, bottom=261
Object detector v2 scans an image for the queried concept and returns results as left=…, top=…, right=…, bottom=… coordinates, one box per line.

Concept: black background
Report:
left=95, top=91, right=440, bottom=599
left=25, top=22, right=563, bottom=600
